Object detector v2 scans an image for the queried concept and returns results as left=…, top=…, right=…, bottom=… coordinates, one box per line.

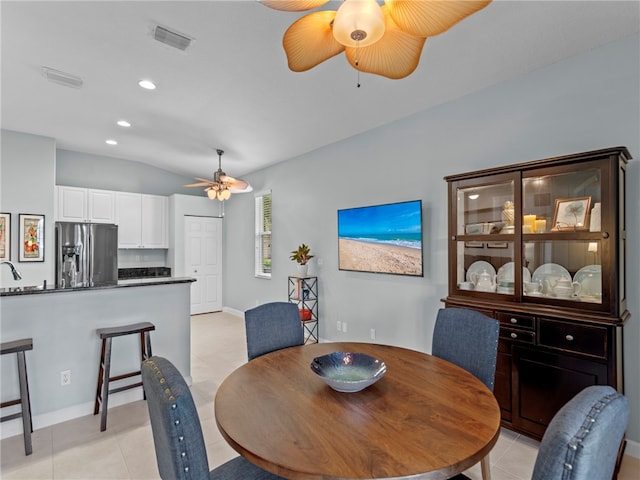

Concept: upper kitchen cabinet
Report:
left=116, top=192, right=168, bottom=249
left=56, top=186, right=116, bottom=223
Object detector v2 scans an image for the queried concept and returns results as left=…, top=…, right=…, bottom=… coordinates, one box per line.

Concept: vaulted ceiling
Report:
left=2, top=1, right=638, bottom=180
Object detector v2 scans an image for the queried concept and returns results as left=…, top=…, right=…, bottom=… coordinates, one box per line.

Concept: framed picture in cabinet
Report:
left=19, top=214, right=44, bottom=262
left=487, top=242, right=508, bottom=249
left=0, top=213, right=10, bottom=261
left=552, top=197, right=591, bottom=231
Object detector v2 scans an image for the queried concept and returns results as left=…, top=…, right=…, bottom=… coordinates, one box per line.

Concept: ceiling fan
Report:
left=184, top=149, right=252, bottom=201
left=259, top=0, right=492, bottom=79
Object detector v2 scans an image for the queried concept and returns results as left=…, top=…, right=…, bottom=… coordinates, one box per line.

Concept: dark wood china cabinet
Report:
left=444, top=146, right=630, bottom=440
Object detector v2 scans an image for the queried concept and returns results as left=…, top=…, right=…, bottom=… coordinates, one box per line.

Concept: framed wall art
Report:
left=338, top=200, right=423, bottom=277
left=19, top=214, right=45, bottom=262
left=0, top=213, right=10, bottom=261
left=552, top=197, right=591, bottom=231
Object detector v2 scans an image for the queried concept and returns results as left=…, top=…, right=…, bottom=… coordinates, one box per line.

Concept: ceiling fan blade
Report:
left=283, top=11, right=345, bottom=72
left=385, top=0, right=492, bottom=38
left=260, top=0, right=330, bottom=12
left=345, top=5, right=426, bottom=79
left=230, top=183, right=253, bottom=194
left=184, top=181, right=214, bottom=187
left=219, top=174, right=251, bottom=191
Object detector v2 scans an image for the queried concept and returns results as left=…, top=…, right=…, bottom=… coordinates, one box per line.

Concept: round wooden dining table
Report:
left=215, top=342, right=500, bottom=480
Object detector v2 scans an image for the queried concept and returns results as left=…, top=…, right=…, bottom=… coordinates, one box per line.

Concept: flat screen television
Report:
left=338, top=200, right=423, bottom=276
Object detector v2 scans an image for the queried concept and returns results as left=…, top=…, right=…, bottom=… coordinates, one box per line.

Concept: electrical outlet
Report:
left=61, top=370, right=71, bottom=386
left=336, top=320, right=342, bottom=332
left=342, top=322, right=347, bottom=333
left=370, top=328, right=376, bottom=340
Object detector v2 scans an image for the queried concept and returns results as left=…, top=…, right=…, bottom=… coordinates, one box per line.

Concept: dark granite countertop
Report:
left=0, top=277, right=195, bottom=297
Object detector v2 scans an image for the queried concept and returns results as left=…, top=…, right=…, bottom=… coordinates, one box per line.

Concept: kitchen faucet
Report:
left=1, top=261, right=22, bottom=280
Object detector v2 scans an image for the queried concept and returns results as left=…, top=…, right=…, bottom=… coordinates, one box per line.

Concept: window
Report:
left=255, top=191, right=272, bottom=278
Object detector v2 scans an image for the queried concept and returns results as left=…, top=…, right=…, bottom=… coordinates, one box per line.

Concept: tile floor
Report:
left=1, top=311, right=638, bottom=479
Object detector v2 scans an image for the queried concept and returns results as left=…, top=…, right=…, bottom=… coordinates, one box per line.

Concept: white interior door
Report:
left=185, top=216, right=222, bottom=314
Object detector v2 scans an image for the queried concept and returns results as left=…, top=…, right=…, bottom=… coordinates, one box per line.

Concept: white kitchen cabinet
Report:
left=116, top=192, right=168, bottom=248
left=56, top=186, right=116, bottom=223
left=88, top=189, right=116, bottom=223
left=56, top=186, right=87, bottom=222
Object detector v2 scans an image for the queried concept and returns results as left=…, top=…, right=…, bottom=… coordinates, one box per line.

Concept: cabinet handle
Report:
left=565, top=334, right=574, bottom=342
left=510, top=332, right=518, bottom=339
left=602, top=232, right=610, bottom=239
left=510, top=318, right=518, bottom=324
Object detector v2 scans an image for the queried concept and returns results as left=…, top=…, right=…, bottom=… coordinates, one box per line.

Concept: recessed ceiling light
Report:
left=117, top=120, right=131, bottom=127
left=138, top=79, right=156, bottom=90
left=468, top=194, right=479, bottom=200
left=106, top=139, right=118, bottom=145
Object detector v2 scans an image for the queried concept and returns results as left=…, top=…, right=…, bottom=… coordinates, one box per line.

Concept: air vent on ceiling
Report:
left=153, top=25, right=193, bottom=51
left=41, top=67, right=83, bottom=89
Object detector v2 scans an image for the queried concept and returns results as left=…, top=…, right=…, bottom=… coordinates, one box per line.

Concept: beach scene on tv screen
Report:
left=338, top=200, right=423, bottom=276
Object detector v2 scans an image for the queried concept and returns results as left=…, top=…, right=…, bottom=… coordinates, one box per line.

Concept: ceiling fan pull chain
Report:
left=355, top=43, right=361, bottom=88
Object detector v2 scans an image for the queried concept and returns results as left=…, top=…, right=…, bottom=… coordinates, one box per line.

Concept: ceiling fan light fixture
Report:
left=333, top=0, right=385, bottom=48
left=261, top=0, right=492, bottom=79
left=207, top=188, right=217, bottom=200
left=218, top=189, right=232, bottom=201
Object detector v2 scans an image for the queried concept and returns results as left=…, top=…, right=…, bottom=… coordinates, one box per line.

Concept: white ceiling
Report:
left=2, top=1, right=638, bottom=181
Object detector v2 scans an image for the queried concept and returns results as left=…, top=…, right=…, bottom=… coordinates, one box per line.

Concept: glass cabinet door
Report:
left=453, top=176, right=517, bottom=294
left=522, top=161, right=605, bottom=306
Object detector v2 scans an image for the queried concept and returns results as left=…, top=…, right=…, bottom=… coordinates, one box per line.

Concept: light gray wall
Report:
left=56, top=149, right=200, bottom=196
left=222, top=34, right=640, bottom=444
left=0, top=130, right=56, bottom=287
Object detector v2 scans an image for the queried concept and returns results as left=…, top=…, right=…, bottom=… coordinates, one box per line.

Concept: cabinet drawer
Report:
left=538, top=319, right=607, bottom=359
left=496, top=312, right=535, bottom=330
left=500, top=327, right=535, bottom=345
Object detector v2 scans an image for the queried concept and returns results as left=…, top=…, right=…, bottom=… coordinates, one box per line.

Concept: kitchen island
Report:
left=0, top=277, right=194, bottom=438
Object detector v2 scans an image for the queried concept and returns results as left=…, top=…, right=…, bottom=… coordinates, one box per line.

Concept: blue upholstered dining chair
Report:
left=432, top=307, right=500, bottom=480
left=531, top=385, right=628, bottom=480
left=141, top=356, right=285, bottom=480
left=453, top=385, right=629, bottom=480
left=432, top=308, right=500, bottom=391
left=244, top=302, right=304, bottom=361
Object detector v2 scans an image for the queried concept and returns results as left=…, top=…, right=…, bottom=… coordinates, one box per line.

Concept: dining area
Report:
left=0, top=309, right=634, bottom=480
left=142, top=304, right=627, bottom=480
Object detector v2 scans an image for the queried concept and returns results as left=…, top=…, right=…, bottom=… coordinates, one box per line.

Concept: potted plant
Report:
left=290, top=243, right=314, bottom=275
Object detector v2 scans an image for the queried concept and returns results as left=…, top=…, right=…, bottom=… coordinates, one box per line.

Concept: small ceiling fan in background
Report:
left=184, top=149, right=252, bottom=201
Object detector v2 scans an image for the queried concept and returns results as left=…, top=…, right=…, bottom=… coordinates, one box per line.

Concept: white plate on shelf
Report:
left=532, top=263, right=572, bottom=296
left=497, top=262, right=532, bottom=284
left=466, top=261, right=496, bottom=286
left=574, top=265, right=602, bottom=298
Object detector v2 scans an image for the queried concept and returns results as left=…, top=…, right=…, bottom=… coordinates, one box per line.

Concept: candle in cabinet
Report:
left=535, top=219, right=547, bottom=233
left=524, top=215, right=537, bottom=230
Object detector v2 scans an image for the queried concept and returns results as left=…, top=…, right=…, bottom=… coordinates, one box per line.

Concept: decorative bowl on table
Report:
left=310, top=352, right=387, bottom=393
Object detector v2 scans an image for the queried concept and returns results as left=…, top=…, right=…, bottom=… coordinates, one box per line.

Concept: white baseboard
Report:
left=625, top=439, right=640, bottom=459
left=222, top=306, right=244, bottom=318
left=0, top=378, right=190, bottom=441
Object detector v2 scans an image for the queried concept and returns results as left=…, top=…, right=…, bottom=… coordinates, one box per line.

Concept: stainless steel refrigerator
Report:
left=55, top=222, right=118, bottom=288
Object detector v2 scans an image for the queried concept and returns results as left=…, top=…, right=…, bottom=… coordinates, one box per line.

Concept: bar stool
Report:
left=1, top=338, right=34, bottom=455
left=94, top=322, right=155, bottom=431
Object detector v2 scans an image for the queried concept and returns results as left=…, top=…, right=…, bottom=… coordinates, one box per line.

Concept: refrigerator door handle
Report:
left=87, top=233, right=94, bottom=287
